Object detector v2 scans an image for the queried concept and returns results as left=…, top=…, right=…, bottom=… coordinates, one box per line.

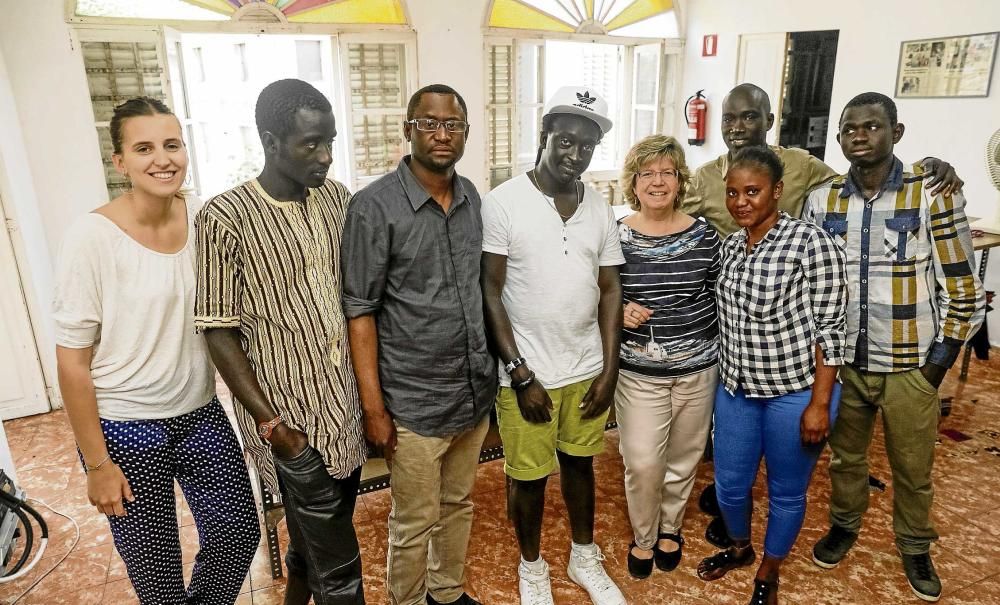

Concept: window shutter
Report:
left=77, top=28, right=168, bottom=200
left=346, top=42, right=408, bottom=187
left=487, top=42, right=514, bottom=188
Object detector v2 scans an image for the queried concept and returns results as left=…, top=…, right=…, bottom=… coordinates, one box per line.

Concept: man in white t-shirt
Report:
left=481, top=86, right=626, bottom=605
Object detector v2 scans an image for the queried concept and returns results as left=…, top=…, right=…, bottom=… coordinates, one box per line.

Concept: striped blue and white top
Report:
left=618, top=217, right=721, bottom=377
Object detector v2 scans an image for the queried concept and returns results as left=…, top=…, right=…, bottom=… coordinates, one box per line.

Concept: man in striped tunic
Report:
left=195, top=79, right=367, bottom=605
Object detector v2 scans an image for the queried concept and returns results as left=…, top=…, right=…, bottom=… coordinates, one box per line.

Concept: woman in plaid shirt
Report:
left=695, top=146, right=848, bottom=605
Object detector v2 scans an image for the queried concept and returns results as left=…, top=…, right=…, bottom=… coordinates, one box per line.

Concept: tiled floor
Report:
left=4, top=356, right=1000, bottom=604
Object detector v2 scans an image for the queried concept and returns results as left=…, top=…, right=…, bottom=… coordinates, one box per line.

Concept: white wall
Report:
left=0, top=1, right=108, bottom=260
left=0, top=32, right=63, bottom=404
left=409, top=0, right=490, bottom=190
left=678, top=0, right=1000, bottom=342
left=0, top=0, right=106, bottom=407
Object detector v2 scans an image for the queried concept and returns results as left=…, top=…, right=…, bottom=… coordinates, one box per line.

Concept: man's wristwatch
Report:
left=258, top=415, right=284, bottom=441
left=504, top=356, right=527, bottom=375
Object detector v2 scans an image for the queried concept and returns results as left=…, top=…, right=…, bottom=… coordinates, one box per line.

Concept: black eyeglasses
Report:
left=406, top=118, right=469, bottom=133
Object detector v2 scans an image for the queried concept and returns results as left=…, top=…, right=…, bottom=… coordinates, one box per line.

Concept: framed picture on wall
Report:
left=895, top=32, right=998, bottom=98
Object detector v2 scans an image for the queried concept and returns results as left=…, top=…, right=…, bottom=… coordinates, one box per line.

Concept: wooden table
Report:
left=959, top=231, right=1000, bottom=379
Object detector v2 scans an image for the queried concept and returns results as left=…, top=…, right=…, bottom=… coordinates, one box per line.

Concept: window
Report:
left=339, top=37, right=415, bottom=188
left=630, top=44, right=662, bottom=142
left=486, top=37, right=678, bottom=194
left=295, top=40, right=323, bottom=82
left=192, top=46, right=206, bottom=82
left=235, top=43, right=249, bottom=81
left=77, top=28, right=169, bottom=199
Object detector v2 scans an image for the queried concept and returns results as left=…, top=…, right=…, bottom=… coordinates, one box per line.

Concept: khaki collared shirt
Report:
left=681, top=145, right=837, bottom=238
left=194, top=179, right=366, bottom=493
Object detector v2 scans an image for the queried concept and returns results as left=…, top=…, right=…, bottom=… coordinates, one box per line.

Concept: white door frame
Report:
left=0, top=188, right=51, bottom=420
left=736, top=32, right=790, bottom=146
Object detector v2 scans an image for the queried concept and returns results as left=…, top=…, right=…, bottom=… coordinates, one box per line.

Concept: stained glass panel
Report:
left=488, top=0, right=676, bottom=37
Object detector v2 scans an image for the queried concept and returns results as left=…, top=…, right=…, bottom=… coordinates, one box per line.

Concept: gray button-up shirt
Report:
left=341, top=157, right=497, bottom=437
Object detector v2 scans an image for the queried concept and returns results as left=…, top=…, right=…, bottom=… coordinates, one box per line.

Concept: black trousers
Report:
left=275, top=447, right=364, bottom=605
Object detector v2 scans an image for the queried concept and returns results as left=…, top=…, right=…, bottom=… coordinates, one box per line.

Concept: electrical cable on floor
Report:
left=3, top=497, right=80, bottom=605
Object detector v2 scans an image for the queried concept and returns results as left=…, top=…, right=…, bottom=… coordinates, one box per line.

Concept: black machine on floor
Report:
left=0, top=469, right=48, bottom=581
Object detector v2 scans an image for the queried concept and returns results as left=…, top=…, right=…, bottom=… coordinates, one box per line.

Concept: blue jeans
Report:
left=713, top=384, right=841, bottom=558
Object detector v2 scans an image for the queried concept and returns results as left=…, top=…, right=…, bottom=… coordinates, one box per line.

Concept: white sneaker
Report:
left=567, top=544, right=627, bottom=605
left=518, top=558, right=555, bottom=605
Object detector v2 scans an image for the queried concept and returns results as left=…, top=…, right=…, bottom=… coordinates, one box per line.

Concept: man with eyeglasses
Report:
left=342, top=83, right=495, bottom=605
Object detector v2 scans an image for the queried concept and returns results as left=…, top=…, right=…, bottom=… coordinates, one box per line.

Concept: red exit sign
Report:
left=703, top=34, right=718, bottom=57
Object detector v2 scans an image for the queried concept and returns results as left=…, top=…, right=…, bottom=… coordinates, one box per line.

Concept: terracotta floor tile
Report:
left=947, top=570, right=1000, bottom=604
left=100, top=577, right=138, bottom=603
left=362, top=488, right=393, bottom=525
left=7, top=357, right=1000, bottom=604
left=472, top=458, right=508, bottom=496
left=19, top=584, right=105, bottom=605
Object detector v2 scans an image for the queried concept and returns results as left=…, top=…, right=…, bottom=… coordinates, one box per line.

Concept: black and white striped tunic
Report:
left=194, top=178, right=366, bottom=492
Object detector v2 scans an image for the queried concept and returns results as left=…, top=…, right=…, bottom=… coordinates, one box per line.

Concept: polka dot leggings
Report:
left=100, top=398, right=261, bottom=604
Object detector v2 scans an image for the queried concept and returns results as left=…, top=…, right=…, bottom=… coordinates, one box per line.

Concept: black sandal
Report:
left=698, top=482, right=721, bottom=517
left=747, top=578, right=778, bottom=605
left=697, top=545, right=756, bottom=581
left=705, top=515, right=734, bottom=549
left=627, top=542, right=654, bottom=579
left=654, top=532, right=684, bottom=571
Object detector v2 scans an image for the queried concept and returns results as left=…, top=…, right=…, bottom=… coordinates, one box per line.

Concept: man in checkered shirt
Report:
left=804, top=92, right=985, bottom=603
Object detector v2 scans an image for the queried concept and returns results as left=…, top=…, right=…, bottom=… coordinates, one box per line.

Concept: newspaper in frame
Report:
left=895, top=32, right=998, bottom=98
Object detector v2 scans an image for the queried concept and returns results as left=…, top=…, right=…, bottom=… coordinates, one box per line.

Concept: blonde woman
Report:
left=615, top=135, right=721, bottom=578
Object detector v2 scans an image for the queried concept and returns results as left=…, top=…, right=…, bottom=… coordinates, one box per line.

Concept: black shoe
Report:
left=699, top=482, right=721, bottom=517
left=627, top=541, right=654, bottom=579
left=900, top=551, right=942, bottom=602
left=812, top=525, right=858, bottom=569
left=426, top=593, right=482, bottom=605
left=747, top=578, right=778, bottom=605
left=705, top=515, right=733, bottom=548
left=654, top=532, right=683, bottom=571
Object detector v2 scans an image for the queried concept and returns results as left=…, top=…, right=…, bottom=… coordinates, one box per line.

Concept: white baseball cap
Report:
left=542, top=86, right=613, bottom=134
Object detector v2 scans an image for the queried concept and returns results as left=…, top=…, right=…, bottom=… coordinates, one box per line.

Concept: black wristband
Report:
left=512, top=371, right=535, bottom=392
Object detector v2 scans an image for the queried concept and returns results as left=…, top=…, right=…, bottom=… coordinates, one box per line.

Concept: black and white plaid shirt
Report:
left=717, top=212, right=847, bottom=397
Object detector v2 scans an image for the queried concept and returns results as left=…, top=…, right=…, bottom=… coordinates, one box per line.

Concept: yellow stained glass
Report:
left=605, top=0, right=672, bottom=31
left=489, top=0, right=575, bottom=33
left=181, top=0, right=235, bottom=15
left=288, top=0, right=407, bottom=24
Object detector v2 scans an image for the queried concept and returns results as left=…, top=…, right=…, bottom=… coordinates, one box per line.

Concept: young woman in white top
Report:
left=53, top=97, right=259, bottom=604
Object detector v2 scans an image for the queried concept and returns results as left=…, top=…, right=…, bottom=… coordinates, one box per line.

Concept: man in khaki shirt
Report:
left=680, top=83, right=962, bottom=239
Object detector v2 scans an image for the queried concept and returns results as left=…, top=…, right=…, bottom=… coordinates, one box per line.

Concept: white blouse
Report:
left=53, top=197, right=215, bottom=421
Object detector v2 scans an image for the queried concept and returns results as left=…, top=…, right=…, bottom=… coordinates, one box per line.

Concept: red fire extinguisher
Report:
left=685, top=90, right=708, bottom=146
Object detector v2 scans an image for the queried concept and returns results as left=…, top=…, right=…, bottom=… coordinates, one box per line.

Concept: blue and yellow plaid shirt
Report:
left=803, top=158, right=984, bottom=372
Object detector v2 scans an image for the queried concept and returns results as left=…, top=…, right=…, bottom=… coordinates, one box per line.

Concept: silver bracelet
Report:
left=85, top=454, right=112, bottom=473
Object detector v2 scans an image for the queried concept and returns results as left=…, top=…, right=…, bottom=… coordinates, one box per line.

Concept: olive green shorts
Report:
left=495, top=377, right=609, bottom=481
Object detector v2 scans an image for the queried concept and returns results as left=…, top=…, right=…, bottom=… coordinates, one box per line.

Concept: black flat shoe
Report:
left=706, top=515, right=733, bottom=548
left=747, top=578, right=778, bottom=605
left=654, top=532, right=683, bottom=571
left=627, top=542, right=654, bottom=579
